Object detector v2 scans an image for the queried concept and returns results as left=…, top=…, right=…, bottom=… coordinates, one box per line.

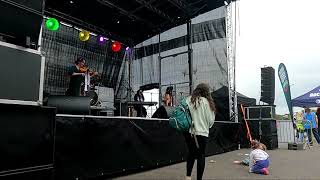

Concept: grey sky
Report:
left=236, top=0, right=320, bottom=114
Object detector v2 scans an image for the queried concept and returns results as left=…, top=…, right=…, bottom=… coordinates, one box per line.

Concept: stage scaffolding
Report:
left=226, top=1, right=238, bottom=122
left=123, top=5, right=238, bottom=121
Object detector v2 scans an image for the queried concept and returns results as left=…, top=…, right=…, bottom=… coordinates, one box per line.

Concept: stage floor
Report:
left=115, top=143, right=320, bottom=180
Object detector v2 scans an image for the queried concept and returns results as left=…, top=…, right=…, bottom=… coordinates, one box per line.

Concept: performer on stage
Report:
left=66, top=57, right=86, bottom=96
left=134, top=89, right=147, bottom=117
left=163, top=86, right=173, bottom=106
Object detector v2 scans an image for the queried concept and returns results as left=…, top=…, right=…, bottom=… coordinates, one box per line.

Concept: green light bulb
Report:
left=46, top=18, right=59, bottom=31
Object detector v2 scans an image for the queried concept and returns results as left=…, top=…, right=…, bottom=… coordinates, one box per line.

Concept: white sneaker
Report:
left=186, top=176, right=191, bottom=180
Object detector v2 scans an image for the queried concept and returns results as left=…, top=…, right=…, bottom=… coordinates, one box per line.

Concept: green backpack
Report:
left=169, top=98, right=192, bottom=132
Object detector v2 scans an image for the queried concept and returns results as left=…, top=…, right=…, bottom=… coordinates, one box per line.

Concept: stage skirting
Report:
left=0, top=104, right=239, bottom=179
left=54, top=115, right=239, bottom=179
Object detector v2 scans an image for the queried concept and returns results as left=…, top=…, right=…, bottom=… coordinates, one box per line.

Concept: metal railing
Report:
left=277, top=120, right=294, bottom=143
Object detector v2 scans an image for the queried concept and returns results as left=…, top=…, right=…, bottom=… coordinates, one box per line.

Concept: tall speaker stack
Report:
left=0, top=0, right=44, bottom=49
left=260, top=67, right=275, bottom=105
left=245, top=106, right=278, bottom=150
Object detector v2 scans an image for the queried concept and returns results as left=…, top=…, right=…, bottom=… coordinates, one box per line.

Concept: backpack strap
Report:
left=184, top=98, right=200, bottom=149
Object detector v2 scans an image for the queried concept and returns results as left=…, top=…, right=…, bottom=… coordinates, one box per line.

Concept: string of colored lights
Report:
left=45, top=17, right=129, bottom=52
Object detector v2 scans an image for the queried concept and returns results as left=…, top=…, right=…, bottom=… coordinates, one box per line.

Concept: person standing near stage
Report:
left=316, top=108, right=320, bottom=138
left=134, top=89, right=147, bottom=117
left=303, top=107, right=320, bottom=146
left=66, top=57, right=86, bottom=96
left=185, top=83, right=215, bottom=180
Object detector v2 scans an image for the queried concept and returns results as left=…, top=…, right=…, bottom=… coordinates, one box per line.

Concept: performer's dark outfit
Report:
left=66, top=65, right=84, bottom=96
left=134, top=90, right=147, bottom=117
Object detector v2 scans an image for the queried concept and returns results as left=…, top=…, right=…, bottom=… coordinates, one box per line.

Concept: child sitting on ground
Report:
left=249, top=140, right=270, bottom=175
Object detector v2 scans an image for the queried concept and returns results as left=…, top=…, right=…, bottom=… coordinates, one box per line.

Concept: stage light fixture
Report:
left=125, top=47, right=130, bottom=51
left=45, top=18, right=60, bottom=31
left=97, top=35, right=107, bottom=44
left=111, top=41, right=121, bottom=52
left=79, top=30, right=90, bottom=41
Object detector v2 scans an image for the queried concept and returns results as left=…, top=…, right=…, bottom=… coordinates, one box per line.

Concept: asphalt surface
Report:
left=114, top=143, right=320, bottom=180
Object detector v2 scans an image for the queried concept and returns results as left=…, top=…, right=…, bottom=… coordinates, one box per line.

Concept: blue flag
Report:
left=278, top=63, right=293, bottom=120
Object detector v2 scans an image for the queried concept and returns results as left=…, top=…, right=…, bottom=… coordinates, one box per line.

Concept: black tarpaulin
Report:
left=54, top=116, right=239, bottom=179
left=0, top=104, right=56, bottom=179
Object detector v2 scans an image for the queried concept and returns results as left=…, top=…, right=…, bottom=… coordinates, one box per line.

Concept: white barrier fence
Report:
left=277, top=120, right=295, bottom=143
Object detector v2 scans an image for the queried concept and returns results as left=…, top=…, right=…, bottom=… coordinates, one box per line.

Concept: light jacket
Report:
left=186, top=96, right=215, bottom=137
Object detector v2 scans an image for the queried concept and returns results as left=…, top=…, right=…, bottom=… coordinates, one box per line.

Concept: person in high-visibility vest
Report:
left=295, top=111, right=304, bottom=142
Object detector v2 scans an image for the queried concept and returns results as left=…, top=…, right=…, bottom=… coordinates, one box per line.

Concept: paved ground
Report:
left=114, top=143, right=320, bottom=180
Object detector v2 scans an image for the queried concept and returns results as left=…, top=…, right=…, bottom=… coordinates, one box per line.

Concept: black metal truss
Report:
left=133, top=0, right=174, bottom=23
left=166, top=0, right=190, bottom=14
left=130, top=0, right=157, bottom=13
left=96, top=0, right=156, bottom=28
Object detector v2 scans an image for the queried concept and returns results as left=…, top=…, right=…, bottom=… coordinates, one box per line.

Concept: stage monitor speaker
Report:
left=260, top=67, right=275, bottom=105
left=0, top=0, right=44, bottom=49
left=140, top=83, right=159, bottom=91
left=152, top=105, right=174, bottom=119
left=47, top=96, right=90, bottom=115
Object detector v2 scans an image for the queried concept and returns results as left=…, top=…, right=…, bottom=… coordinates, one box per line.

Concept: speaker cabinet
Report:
left=0, top=0, right=44, bottom=48
left=247, top=120, right=278, bottom=150
left=260, top=67, right=275, bottom=105
left=47, top=96, right=91, bottom=115
left=0, top=42, right=44, bottom=105
left=152, top=105, right=175, bottom=119
left=114, top=100, right=128, bottom=116
left=261, top=135, right=278, bottom=150
left=245, top=105, right=276, bottom=120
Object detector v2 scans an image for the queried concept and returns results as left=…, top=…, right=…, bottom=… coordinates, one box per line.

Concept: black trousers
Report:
left=184, top=133, right=207, bottom=180
left=134, top=105, right=147, bottom=117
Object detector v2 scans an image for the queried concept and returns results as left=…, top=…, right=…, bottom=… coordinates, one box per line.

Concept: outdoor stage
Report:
left=0, top=0, right=241, bottom=179
left=0, top=104, right=240, bottom=180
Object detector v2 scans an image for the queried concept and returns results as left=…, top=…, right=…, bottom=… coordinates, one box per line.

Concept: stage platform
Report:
left=115, top=144, right=320, bottom=180
left=0, top=103, right=240, bottom=180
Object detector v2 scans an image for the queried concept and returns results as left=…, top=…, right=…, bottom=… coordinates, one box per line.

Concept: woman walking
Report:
left=185, top=83, right=216, bottom=180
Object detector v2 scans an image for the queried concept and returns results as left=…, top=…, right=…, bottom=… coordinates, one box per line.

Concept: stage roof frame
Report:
left=45, top=0, right=236, bottom=45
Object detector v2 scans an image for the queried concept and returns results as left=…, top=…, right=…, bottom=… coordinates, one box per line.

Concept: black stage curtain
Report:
left=54, top=116, right=239, bottom=179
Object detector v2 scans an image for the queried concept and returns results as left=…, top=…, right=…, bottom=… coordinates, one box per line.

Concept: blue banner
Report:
left=278, top=63, right=294, bottom=120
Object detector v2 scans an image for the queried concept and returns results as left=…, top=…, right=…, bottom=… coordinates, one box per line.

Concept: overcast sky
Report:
left=236, top=0, right=320, bottom=114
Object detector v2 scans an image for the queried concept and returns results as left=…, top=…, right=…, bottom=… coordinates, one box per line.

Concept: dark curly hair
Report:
left=190, top=83, right=216, bottom=112
left=75, top=57, right=85, bottom=65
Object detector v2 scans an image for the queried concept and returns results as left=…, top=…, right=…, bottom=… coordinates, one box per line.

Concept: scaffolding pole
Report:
left=187, top=20, right=193, bottom=94
left=158, top=33, right=162, bottom=105
left=226, top=2, right=238, bottom=122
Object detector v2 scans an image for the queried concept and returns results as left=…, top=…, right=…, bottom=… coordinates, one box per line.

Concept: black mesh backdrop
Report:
left=41, top=23, right=124, bottom=95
